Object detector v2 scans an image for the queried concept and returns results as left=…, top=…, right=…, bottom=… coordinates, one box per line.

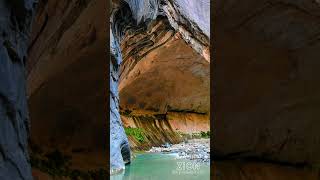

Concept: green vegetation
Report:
left=191, top=131, right=210, bottom=139
left=125, top=127, right=145, bottom=142
left=177, top=131, right=210, bottom=139
left=30, top=149, right=108, bottom=179
left=200, top=131, right=210, bottom=138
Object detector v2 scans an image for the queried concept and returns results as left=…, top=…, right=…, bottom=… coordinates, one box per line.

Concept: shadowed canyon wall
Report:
left=0, top=0, right=36, bottom=179
left=26, top=0, right=108, bottom=178
left=214, top=0, right=320, bottom=164
left=213, top=161, right=319, bottom=180
left=213, top=0, right=320, bottom=179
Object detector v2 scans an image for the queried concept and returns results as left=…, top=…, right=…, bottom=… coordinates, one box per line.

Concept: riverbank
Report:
left=147, top=138, right=210, bottom=165
left=110, top=139, right=211, bottom=179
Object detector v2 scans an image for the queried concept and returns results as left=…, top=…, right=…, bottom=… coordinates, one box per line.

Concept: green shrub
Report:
left=199, top=131, right=210, bottom=138
left=125, top=127, right=145, bottom=142
left=190, top=131, right=210, bottom=139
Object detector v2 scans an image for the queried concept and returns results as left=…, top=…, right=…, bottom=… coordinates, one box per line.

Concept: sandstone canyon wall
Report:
left=26, top=0, right=108, bottom=178
left=214, top=0, right=320, bottom=165
left=118, top=17, right=210, bottom=150
left=213, top=0, right=320, bottom=179
left=110, top=0, right=210, bottom=173
left=3, top=0, right=320, bottom=179
left=0, top=0, right=35, bottom=179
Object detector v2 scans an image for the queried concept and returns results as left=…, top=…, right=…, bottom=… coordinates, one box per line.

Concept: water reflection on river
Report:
left=111, top=153, right=210, bottom=180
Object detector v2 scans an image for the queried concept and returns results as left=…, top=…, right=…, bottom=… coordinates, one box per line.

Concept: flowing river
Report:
left=111, top=152, right=210, bottom=180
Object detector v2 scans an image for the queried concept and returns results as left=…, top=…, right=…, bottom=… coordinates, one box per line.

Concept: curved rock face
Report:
left=119, top=19, right=209, bottom=114
left=118, top=18, right=210, bottom=150
left=27, top=0, right=107, bottom=173
left=110, top=0, right=210, bottom=173
left=214, top=0, right=320, bottom=165
left=0, top=0, right=36, bottom=179
left=110, top=4, right=131, bottom=174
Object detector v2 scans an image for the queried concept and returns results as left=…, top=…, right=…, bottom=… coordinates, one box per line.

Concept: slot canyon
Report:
left=110, top=0, right=210, bottom=177
left=0, top=0, right=320, bottom=180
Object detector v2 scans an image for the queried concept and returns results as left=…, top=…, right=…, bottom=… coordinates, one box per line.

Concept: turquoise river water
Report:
left=111, top=153, right=210, bottom=180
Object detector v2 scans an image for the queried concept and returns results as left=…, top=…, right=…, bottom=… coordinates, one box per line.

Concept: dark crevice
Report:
left=120, top=141, right=131, bottom=165
left=167, top=106, right=207, bottom=115
left=27, top=13, right=48, bottom=54
left=6, top=0, right=33, bottom=32
left=3, top=40, right=22, bottom=63
left=0, top=93, right=16, bottom=122
left=0, top=145, right=6, bottom=160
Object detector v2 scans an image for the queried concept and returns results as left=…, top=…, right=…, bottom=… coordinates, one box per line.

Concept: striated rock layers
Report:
left=0, top=0, right=36, bottom=179
left=110, top=0, right=210, bottom=173
left=118, top=19, right=210, bottom=150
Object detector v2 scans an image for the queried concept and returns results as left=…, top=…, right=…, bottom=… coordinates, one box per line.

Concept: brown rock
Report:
left=213, top=0, right=320, bottom=165
left=213, top=161, right=319, bottom=180
left=27, top=0, right=107, bottom=171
